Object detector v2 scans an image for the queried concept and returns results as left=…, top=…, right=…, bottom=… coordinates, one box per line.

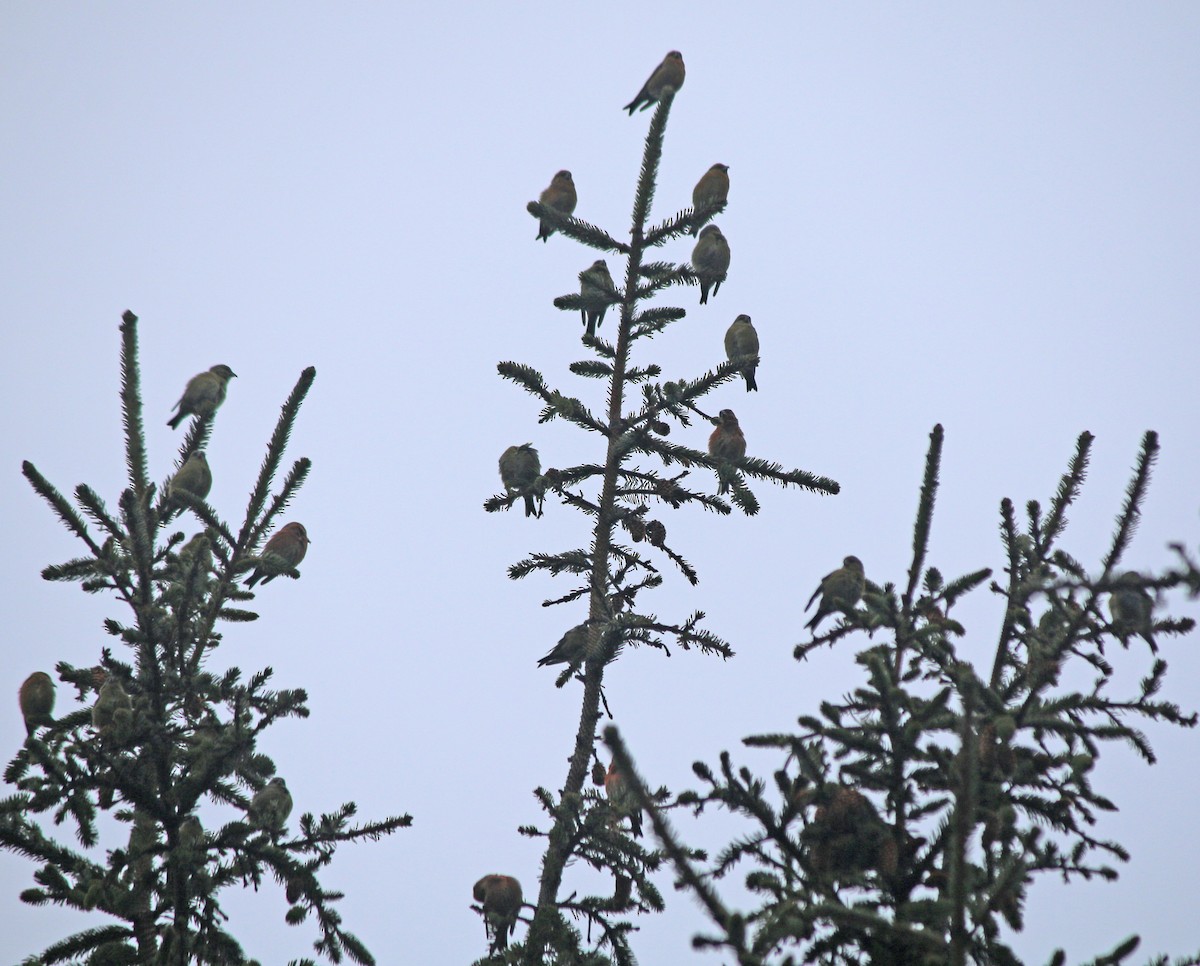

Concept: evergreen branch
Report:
left=1100, top=431, right=1159, bottom=576
left=525, top=203, right=630, bottom=254
left=118, top=311, right=150, bottom=497
left=905, top=424, right=944, bottom=609
left=1041, top=431, right=1094, bottom=552
left=21, top=462, right=103, bottom=556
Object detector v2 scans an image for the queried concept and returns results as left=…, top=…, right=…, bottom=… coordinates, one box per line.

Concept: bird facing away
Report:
left=537, top=620, right=594, bottom=667
left=579, top=259, right=616, bottom=338
left=605, top=760, right=643, bottom=838
left=707, top=409, right=747, bottom=494
left=499, top=443, right=542, bottom=518
left=691, top=163, right=730, bottom=235
left=724, top=314, right=759, bottom=391
left=473, top=874, right=523, bottom=953
left=536, top=170, right=577, bottom=242
left=168, top=365, right=237, bottom=429
left=244, top=522, right=310, bottom=587
left=624, top=50, right=685, bottom=114
left=249, top=777, right=293, bottom=829
left=805, top=556, right=866, bottom=631
left=167, top=451, right=213, bottom=505
left=92, top=677, right=132, bottom=733
left=19, top=672, right=55, bottom=736
left=1109, top=572, right=1156, bottom=651
left=691, top=225, right=730, bottom=304
left=178, top=815, right=205, bottom=850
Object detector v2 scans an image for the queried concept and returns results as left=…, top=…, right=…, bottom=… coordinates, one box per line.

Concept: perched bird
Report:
left=244, top=522, right=310, bottom=587
left=168, top=365, right=237, bottom=429
left=623, top=50, right=685, bottom=114
left=92, top=677, right=132, bottom=733
left=805, top=556, right=866, bottom=631
left=499, top=444, right=541, bottom=518
left=579, top=259, right=616, bottom=338
left=691, top=163, right=730, bottom=235
left=249, top=777, right=293, bottom=829
left=605, top=760, right=643, bottom=838
left=537, top=620, right=595, bottom=668
left=1109, top=572, right=1156, bottom=650
left=536, top=170, right=577, bottom=242
left=178, top=815, right=205, bottom=851
left=167, top=451, right=213, bottom=504
left=691, top=225, right=730, bottom=304
left=19, top=672, right=55, bottom=736
left=473, top=874, right=523, bottom=953
left=724, top=314, right=759, bottom=391
left=707, top=409, right=747, bottom=494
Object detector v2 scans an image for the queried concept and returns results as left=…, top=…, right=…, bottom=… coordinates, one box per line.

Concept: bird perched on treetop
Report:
left=707, top=409, right=746, bottom=494
left=499, top=444, right=541, bottom=518
left=168, top=365, right=237, bottom=429
left=579, top=259, right=616, bottom=338
left=249, top=777, right=293, bottom=829
left=624, top=50, right=685, bottom=114
left=473, top=874, right=523, bottom=953
left=724, top=314, right=759, bottom=392
left=19, top=672, right=55, bottom=736
left=244, top=522, right=310, bottom=587
left=536, top=170, right=577, bottom=242
left=167, top=451, right=212, bottom=505
left=1109, top=572, right=1156, bottom=651
left=805, top=556, right=866, bottom=631
left=691, top=225, right=730, bottom=304
left=605, top=760, right=643, bottom=838
left=691, top=163, right=730, bottom=235
left=537, top=620, right=596, bottom=667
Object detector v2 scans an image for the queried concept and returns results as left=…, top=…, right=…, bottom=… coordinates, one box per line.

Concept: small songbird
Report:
left=1109, top=572, right=1156, bottom=650
left=537, top=620, right=595, bottom=667
left=691, top=225, right=730, bottom=304
left=244, top=522, right=310, bottom=587
left=605, top=760, right=643, bottom=838
left=724, top=314, right=759, bottom=391
left=167, top=451, right=213, bottom=504
left=473, top=874, right=523, bottom=953
left=579, top=259, right=616, bottom=338
left=499, top=444, right=542, bottom=518
left=19, top=672, right=55, bottom=736
left=178, top=815, right=205, bottom=851
left=691, top=163, right=730, bottom=235
left=536, top=170, right=577, bottom=242
left=707, top=409, right=747, bottom=494
left=92, top=677, right=132, bottom=733
left=623, top=50, right=686, bottom=114
left=805, top=556, right=866, bottom=631
left=168, top=365, right=237, bottom=429
left=249, top=777, right=293, bottom=829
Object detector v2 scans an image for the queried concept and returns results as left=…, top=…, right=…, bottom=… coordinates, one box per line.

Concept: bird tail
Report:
left=745, top=371, right=758, bottom=392
left=167, top=412, right=184, bottom=429
left=804, top=612, right=823, bottom=632
left=524, top=493, right=537, bottom=518
left=245, top=572, right=262, bottom=588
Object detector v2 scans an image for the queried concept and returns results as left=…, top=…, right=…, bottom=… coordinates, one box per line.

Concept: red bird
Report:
left=605, top=760, right=643, bottom=838
left=707, top=409, right=746, bottom=494
left=245, top=522, right=310, bottom=587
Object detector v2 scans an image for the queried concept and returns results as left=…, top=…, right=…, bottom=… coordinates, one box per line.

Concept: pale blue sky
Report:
left=2, top=4, right=1198, bottom=963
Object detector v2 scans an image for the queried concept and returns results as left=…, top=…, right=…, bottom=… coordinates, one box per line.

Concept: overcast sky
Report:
left=2, top=4, right=1198, bottom=964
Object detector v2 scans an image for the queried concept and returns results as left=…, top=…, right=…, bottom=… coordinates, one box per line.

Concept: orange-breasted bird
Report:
left=692, top=225, right=730, bottom=304
left=805, top=556, right=866, bottom=631
left=691, top=163, right=729, bottom=235
left=536, top=170, right=577, bottom=242
left=473, top=874, right=523, bottom=953
left=605, top=760, right=643, bottom=838
left=168, top=365, right=237, bottom=429
left=724, top=314, right=759, bottom=391
left=624, top=51, right=685, bottom=114
left=707, top=409, right=746, bottom=494
left=244, top=522, right=310, bottom=587
left=19, top=672, right=55, bottom=736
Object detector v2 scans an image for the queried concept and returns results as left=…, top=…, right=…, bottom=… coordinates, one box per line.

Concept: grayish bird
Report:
left=249, top=777, right=293, bottom=829
left=167, top=451, right=212, bottom=504
left=805, top=556, right=866, bottom=631
left=692, top=225, right=730, bottom=304
left=1109, top=572, right=1156, bottom=650
left=724, top=314, right=759, bottom=391
left=473, top=874, right=523, bottom=953
left=624, top=51, right=685, bottom=114
left=536, top=170, right=577, bottom=242
left=499, top=444, right=541, bottom=518
left=691, top=163, right=730, bottom=235
left=168, top=365, right=237, bottom=429
left=579, top=259, right=616, bottom=338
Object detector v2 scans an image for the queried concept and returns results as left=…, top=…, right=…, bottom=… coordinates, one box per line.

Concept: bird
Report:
left=473, top=874, right=523, bottom=953
left=178, top=815, right=205, bottom=851
left=805, top=556, right=866, bottom=631
left=249, top=777, right=293, bottom=829
left=707, top=409, right=747, bottom=494
left=579, top=259, right=616, bottom=338
left=19, top=672, right=55, bottom=736
left=168, top=365, right=237, bottom=429
left=92, top=677, right=132, bottom=733
left=1109, top=572, right=1156, bottom=650
left=724, top=314, right=759, bottom=391
left=691, top=163, right=730, bottom=235
left=499, top=444, right=541, bottom=518
left=167, top=451, right=212, bottom=505
left=244, top=522, right=310, bottom=587
left=537, top=620, right=594, bottom=668
left=536, top=170, right=577, bottom=242
left=623, top=50, right=685, bottom=114
left=691, top=225, right=730, bottom=304
left=605, top=760, right=643, bottom=838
